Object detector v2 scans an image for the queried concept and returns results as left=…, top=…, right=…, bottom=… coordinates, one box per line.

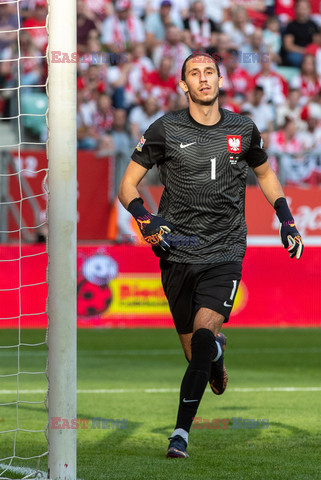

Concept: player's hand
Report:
left=279, top=221, right=304, bottom=260
left=127, top=197, right=175, bottom=251
left=274, top=197, right=303, bottom=260
left=136, top=214, right=175, bottom=250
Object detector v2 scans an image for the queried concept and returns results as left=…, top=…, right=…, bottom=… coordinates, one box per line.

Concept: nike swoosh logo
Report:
left=183, top=398, right=198, bottom=403
left=224, top=301, right=232, bottom=307
left=180, top=142, right=196, bottom=148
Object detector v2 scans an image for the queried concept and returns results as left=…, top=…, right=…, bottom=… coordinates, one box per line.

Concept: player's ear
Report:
left=218, top=76, right=223, bottom=89
left=179, top=80, right=188, bottom=94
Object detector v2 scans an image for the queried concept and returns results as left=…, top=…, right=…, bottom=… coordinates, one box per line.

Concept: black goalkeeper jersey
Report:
left=131, top=107, right=268, bottom=264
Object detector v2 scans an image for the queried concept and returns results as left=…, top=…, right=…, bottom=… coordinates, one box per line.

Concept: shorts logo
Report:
left=135, top=135, right=146, bottom=152
left=227, top=135, right=241, bottom=154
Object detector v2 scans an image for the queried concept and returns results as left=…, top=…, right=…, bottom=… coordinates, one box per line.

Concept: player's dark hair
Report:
left=181, top=52, right=221, bottom=81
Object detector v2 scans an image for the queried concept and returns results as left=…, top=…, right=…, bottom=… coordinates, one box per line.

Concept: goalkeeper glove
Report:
left=127, top=198, right=175, bottom=251
left=274, top=197, right=304, bottom=260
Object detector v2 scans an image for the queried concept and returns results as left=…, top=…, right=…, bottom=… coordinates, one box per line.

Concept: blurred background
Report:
left=0, top=0, right=320, bottom=328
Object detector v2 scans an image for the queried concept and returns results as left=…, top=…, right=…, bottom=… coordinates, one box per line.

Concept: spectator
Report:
left=276, top=87, right=306, bottom=129
left=143, top=56, right=178, bottom=110
left=96, top=132, right=115, bottom=155
left=130, top=0, right=153, bottom=19
left=310, top=0, right=321, bottom=28
left=127, top=43, right=154, bottom=97
left=18, top=31, right=44, bottom=89
left=145, top=0, right=183, bottom=52
left=305, top=28, right=321, bottom=76
left=23, top=0, right=48, bottom=53
left=0, top=3, right=18, bottom=50
left=106, top=53, right=136, bottom=109
left=262, top=16, right=282, bottom=64
left=283, top=0, right=319, bottom=67
left=77, top=89, right=98, bottom=150
left=290, top=54, right=321, bottom=106
left=270, top=117, right=303, bottom=155
left=77, top=64, right=107, bottom=103
left=253, top=55, right=288, bottom=105
left=242, top=85, right=275, bottom=131
left=111, top=108, right=135, bottom=153
left=83, top=0, right=113, bottom=24
left=171, top=91, right=189, bottom=111
left=110, top=108, right=135, bottom=191
left=78, top=29, right=103, bottom=72
left=297, top=103, right=321, bottom=151
left=101, top=0, right=145, bottom=54
left=227, top=0, right=266, bottom=28
left=108, top=107, right=140, bottom=238
left=148, top=0, right=191, bottom=20
left=270, top=117, right=319, bottom=186
left=152, top=24, right=191, bottom=81
left=81, top=92, right=114, bottom=148
left=1, top=30, right=43, bottom=91
left=129, top=94, right=164, bottom=139
left=242, top=28, right=270, bottom=76
left=222, top=5, right=255, bottom=49
left=220, top=48, right=254, bottom=102
left=213, top=32, right=234, bottom=61
left=218, top=89, right=240, bottom=113
left=274, top=0, right=295, bottom=26
left=183, top=1, right=220, bottom=50
left=77, top=0, right=97, bottom=55
left=128, top=91, right=165, bottom=186
left=202, top=0, right=230, bottom=25
left=261, top=130, right=279, bottom=177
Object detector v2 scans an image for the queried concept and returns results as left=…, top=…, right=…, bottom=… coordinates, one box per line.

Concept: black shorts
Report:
left=160, top=259, right=242, bottom=334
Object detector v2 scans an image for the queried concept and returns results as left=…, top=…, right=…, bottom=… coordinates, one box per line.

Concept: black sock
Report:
left=175, top=328, right=217, bottom=433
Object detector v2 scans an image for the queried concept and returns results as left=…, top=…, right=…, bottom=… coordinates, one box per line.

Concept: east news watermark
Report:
left=51, top=417, right=128, bottom=430
left=51, top=416, right=269, bottom=430
left=192, top=417, right=270, bottom=430
left=50, top=50, right=269, bottom=65
left=119, top=233, right=199, bottom=247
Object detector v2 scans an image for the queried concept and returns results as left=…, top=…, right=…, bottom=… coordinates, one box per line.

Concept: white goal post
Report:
left=47, top=0, right=77, bottom=478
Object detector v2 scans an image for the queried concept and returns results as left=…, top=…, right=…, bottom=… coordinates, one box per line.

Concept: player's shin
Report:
left=173, top=328, right=217, bottom=436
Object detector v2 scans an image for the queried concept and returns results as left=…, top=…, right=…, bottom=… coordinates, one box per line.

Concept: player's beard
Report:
left=188, top=89, right=219, bottom=106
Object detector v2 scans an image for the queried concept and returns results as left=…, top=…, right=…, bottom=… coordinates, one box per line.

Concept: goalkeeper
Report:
left=118, top=52, right=303, bottom=459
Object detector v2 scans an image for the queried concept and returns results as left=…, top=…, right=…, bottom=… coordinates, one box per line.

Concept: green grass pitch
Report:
left=0, top=328, right=320, bottom=480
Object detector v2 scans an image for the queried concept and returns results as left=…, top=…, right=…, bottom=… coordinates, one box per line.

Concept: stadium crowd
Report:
left=1, top=0, right=321, bottom=187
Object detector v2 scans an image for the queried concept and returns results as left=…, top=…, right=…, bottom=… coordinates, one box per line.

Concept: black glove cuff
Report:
left=127, top=197, right=149, bottom=219
left=274, top=197, right=294, bottom=224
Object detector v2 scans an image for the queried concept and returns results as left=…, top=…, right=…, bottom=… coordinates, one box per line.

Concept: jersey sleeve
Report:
left=131, top=118, right=165, bottom=169
left=244, top=122, right=268, bottom=169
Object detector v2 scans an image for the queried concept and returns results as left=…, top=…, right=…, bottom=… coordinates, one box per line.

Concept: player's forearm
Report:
left=254, top=163, right=285, bottom=207
left=118, top=160, right=148, bottom=209
left=118, top=180, right=140, bottom=210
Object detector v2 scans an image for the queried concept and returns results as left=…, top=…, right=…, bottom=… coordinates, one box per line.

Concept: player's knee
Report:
left=192, top=327, right=215, bottom=348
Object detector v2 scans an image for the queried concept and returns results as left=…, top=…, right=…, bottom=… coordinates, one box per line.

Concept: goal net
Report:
left=0, top=0, right=77, bottom=478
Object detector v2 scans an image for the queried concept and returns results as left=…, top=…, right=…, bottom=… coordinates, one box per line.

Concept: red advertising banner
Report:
left=6, top=151, right=321, bottom=241
left=245, top=186, right=321, bottom=239
left=0, top=245, right=48, bottom=328
left=0, top=244, right=320, bottom=328
left=146, top=186, right=321, bottom=241
left=8, top=150, right=113, bottom=241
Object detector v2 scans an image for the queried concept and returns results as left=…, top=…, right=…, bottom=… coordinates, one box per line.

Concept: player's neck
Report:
left=188, top=102, right=221, bottom=126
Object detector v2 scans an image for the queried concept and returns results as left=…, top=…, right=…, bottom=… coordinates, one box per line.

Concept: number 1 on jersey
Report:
left=210, top=157, right=216, bottom=180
